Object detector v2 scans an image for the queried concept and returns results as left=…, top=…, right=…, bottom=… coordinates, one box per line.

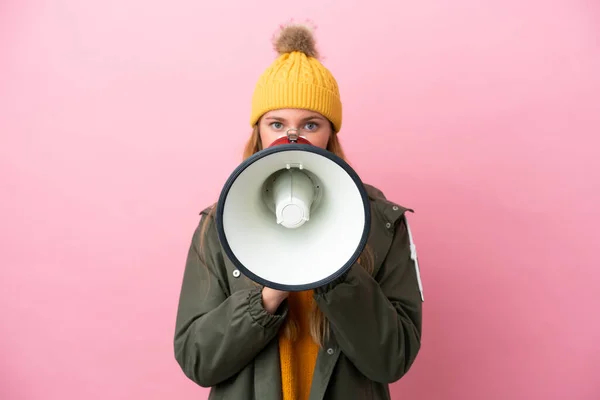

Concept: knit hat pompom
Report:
left=251, top=20, right=342, bottom=132
left=272, top=21, right=319, bottom=59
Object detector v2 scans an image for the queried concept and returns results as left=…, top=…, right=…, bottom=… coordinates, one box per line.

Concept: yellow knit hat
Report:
left=250, top=22, right=343, bottom=133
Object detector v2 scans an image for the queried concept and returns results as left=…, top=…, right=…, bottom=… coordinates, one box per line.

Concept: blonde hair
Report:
left=198, top=124, right=374, bottom=347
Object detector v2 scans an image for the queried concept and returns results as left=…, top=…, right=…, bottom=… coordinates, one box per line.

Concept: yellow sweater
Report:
left=279, top=290, right=320, bottom=400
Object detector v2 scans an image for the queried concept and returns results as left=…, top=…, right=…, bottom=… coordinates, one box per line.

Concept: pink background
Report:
left=1, top=0, right=599, bottom=399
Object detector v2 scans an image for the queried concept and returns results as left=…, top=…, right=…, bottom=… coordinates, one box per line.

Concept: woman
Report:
left=174, top=22, right=424, bottom=400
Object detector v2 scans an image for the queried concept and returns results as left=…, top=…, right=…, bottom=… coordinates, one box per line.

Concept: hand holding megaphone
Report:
left=261, top=287, right=290, bottom=314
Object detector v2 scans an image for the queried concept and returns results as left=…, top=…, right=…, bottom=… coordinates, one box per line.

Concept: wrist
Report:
left=261, top=287, right=287, bottom=314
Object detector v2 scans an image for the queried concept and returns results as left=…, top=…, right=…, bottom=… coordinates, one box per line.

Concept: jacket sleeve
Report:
left=173, top=214, right=288, bottom=387
left=313, top=215, right=423, bottom=383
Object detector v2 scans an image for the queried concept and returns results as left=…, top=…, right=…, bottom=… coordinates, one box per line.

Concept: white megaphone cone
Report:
left=215, top=130, right=371, bottom=291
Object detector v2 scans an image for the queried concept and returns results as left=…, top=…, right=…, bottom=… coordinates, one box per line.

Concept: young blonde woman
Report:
left=174, top=22, right=424, bottom=400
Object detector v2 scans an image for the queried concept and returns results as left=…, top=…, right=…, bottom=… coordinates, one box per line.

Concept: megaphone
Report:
left=215, top=130, right=371, bottom=291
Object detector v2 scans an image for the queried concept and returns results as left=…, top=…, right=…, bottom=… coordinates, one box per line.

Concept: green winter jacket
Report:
left=173, top=183, right=424, bottom=399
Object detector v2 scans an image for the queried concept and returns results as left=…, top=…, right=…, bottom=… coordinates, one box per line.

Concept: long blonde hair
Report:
left=198, top=124, right=374, bottom=347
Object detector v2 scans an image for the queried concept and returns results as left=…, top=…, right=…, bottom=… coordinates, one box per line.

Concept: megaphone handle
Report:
left=286, top=128, right=299, bottom=142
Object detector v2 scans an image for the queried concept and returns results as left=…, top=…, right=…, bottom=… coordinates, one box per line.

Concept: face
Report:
left=258, top=108, right=332, bottom=149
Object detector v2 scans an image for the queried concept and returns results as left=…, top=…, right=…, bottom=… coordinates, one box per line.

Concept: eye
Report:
left=270, top=122, right=283, bottom=130
left=304, top=122, right=319, bottom=131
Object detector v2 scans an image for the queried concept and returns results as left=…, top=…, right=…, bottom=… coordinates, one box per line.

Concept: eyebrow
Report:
left=263, top=114, right=326, bottom=122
